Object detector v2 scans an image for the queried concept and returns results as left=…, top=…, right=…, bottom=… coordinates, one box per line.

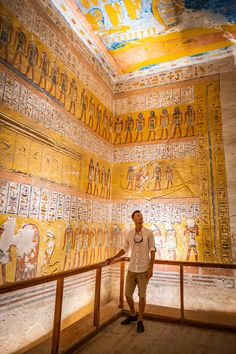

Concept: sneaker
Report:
left=121, top=315, right=138, bottom=325
left=137, top=320, right=144, bottom=333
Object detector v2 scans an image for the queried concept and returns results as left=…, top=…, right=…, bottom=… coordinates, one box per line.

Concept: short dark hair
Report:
left=131, top=210, right=141, bottom=219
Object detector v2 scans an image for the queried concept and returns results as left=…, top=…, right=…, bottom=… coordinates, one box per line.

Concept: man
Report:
left=106, top=210, right=156, bottom=333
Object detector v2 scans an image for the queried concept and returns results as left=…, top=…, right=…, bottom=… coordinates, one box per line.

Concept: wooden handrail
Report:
left=0, top=258, right=123, bottom=294
left=1, top=257, right=236, bottom=353
left=0, top=258, right=235, bottom=295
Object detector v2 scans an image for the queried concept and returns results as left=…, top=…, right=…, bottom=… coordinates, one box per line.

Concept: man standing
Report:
left=106, top=210, right=155, bottom=333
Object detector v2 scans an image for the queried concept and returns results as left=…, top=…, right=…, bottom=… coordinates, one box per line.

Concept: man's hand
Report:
left=147, top=266, right=153, bottom=281
left=106, top=257, right=115, bottom=265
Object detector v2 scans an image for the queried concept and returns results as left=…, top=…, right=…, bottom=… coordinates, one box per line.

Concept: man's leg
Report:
left=125, top=270, right=136, bottom=316
left=121, top=270, right=138, bottom=324
left=126, top=295, right=136, bottom=316
left=136, top=272, right=148, bottom=332
left=138, top=297, right=146, bottom=321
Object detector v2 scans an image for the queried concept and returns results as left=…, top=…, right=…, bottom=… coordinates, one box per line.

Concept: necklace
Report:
left=134, top=230, right=143, bottom=243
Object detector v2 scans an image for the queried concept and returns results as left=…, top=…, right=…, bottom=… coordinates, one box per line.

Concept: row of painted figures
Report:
left=113, top=106, right=196, bottom=144
left=0, top=17, right=196, bottom=144
left=86, top=160, right=111, bottom=198
left=0, top=218, right=122, bottom=284
left=0, top=217, right=200, bottom=284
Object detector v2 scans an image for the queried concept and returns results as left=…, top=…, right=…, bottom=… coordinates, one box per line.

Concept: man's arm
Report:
left=106, top=249, right=126, bottom=264
left=147, top=231, right=156, bottom=280
left=147, top=250, right=155, bottom=280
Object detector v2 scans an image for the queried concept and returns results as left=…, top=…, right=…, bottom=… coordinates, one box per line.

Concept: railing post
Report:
left=180, top=265, right=184, bottom=323
left=51, top=278, right=64, bottom=354
left=93, top=267, right=102, bottom=331
left=119, top=261, right=125, bottom=309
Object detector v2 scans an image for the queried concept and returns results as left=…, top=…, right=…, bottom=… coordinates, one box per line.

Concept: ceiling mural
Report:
left=51, top=0, right=236, bottom=78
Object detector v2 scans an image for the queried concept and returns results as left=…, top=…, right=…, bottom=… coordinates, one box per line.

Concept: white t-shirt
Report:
left=122, top=227, right=156, bottom=273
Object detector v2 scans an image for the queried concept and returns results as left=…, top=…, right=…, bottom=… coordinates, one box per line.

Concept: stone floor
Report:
left=76, top=317, right=236, bottom=354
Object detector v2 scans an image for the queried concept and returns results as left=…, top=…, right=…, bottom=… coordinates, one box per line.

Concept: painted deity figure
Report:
left=160, top=108, right=169, bottom=140
left=89, top=224, right=96, bottom=264
left=0, top=16, right=12, bottom=61
left=184, top=105, right=195, bottom=137
left=112, top=224, right=122, bottom=254
left=49, top=62, right=59, bottom=96
left=95, top=103, right=102, bottom=134
left=127, top=165, right=135, bottom=190
left=100, top=166, right=106, bottom=198
left=73, top=224, right=82, bottom=268
left=135, top=112, right=144, bottom=142
left=125, top=115, right=134, bottom=143
left=38, top=51, right=50, bottom=88
left=151, top=225, right=163, bottom=260
left=62, top=224, right=74, bottom=270
left=80, top=88, right=88, bottom=122
left=96, top=224, right=103, bottom=262
left=166, top=227, right=178, bottom=261
left=183, top=220, right=199, bottom=261
left=68, top=78, right=78, bottom=114
left=153, top=165, right=161, bottom=190
left=108, top=114, right=113, bottom=143
left=104, top=224, right=110, bottom=259
left=166, top=165, right=173, bottom=189
left=147, top=111, right=157, bottom=141
left=25, top=39, right=38, bottom=81
left=12, top=29, right=26, bottom=70
left=102, top=109, right=108, bottom=139
left=171, top=107, right=183, bottom=138
left=93, top=162, right=100, bottom=196
left=81, top=223, right=89, bottom=266
left=106, top=168, right=111, bottom=199
left=88, top=96, right=95, bottom=128
left=86, top=158, right=94, bottom=194
left=135, top=168, right=144, bottom=190
left=59, top=71, right=68, bottom=104
left=114, top=116, right=123, bottom=144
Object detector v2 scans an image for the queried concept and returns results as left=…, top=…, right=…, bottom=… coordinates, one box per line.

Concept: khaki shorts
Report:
left=125, top=270, right=148, bottom=299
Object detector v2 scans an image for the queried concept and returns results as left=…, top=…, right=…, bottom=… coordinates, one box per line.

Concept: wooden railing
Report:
left=0, top=259, right=236, bottom=353
left=0, top=259, right=121, bottom=354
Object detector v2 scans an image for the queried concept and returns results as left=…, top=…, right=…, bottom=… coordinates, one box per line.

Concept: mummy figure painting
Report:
left=81, top=223, right=89, bottom=266
left=151, top=224, right=163, bottom=259
left=62, top=224, right=74, bottom=270
left=89, top=224, right=96, bottom=264
left=73, top=223, right=83, bottom=268
left=166, top=225, right=178, bottom=261
left=96, top=224, right=103, bottom=262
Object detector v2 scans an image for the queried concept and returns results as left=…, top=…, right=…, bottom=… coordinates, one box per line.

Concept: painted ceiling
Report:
left=51, top=0, right=236, bottom=80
